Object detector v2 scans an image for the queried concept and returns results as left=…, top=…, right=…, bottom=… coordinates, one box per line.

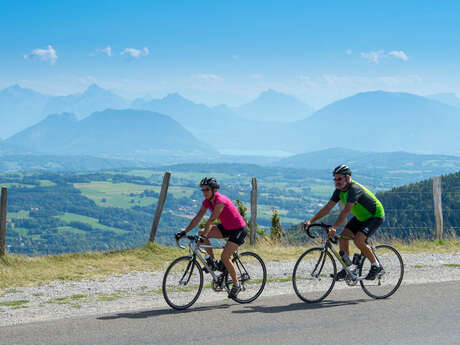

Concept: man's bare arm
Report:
left=309, top=200, right=337, bottom=223
left=332, top=202, right=354, bottom=229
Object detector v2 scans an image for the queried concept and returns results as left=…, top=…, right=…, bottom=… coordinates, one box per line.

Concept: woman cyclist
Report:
left=175, top=177, right=248, bottom=299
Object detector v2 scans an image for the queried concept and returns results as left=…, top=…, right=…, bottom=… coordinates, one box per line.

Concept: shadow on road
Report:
left=232, top=298, right=371, bottom=314
left=97, top=303, right=232, bottom=321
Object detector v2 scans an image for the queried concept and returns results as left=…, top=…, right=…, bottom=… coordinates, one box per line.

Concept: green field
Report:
left=58, top=213, right=127, bottom=234
left=74, top=181, right=194, bottom=208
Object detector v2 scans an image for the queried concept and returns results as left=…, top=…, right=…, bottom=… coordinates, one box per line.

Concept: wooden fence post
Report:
left=250, top=177, right=257, bottom=245
left=149, top=172, right=171, bottom=243
left=433, top=176, right=443, bottom=240
left=0, top=187, right=8, bottom=256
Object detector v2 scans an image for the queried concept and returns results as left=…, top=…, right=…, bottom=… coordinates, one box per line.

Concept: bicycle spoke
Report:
left=360, top=245, right=404, bottom=299
left=225, top=251, right=267, bottom=303
left=163, top=256, right=203, bottom=310
left=292, top=248, right=336, bottom=303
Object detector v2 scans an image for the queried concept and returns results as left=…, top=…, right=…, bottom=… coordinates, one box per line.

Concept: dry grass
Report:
left=0, top=243, right=182, bottom=291
left=1, top=239, right=459, bottom=292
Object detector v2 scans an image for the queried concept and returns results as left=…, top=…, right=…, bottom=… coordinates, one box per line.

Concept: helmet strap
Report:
left=207, top=188, right=216, bottom=202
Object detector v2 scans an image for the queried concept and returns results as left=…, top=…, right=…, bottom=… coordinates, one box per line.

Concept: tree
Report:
left=236, top=199, right=267, bottom=241
left=270, top=208, right=283, bottom=242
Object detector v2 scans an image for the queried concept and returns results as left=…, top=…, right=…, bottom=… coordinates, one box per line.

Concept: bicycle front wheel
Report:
left=224, top=251, right=267, bottom=303
left=292, top=247, right=336, bottom=303
left=360, top=244, right=404, bottom=299
left=162, top=256, right=203, bottom=310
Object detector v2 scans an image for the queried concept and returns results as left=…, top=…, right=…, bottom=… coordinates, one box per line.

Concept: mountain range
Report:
left=234, top=89, right=314, bottom=122
left=6, top=109, right=214, bottom=159
left=285, top=91, right=460, bottom=154
left=0, top=84, right=128, bottom=139
left=0, top=85, right=50, bottom=138
left=2, top=84, right=460, bottom=157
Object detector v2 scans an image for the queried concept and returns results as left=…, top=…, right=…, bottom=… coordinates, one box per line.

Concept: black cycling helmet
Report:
left=199, top=177, right=220, bottom=189
left=333, top=165, right=352, bottom=176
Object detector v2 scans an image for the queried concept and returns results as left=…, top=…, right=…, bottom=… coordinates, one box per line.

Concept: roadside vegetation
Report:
left=1, top=238, right=458, bottom=291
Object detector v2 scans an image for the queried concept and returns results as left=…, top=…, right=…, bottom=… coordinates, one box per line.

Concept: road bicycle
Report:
left=292, top=223, right=404, bottom=303
left=162, top=235, right=267, bottom=310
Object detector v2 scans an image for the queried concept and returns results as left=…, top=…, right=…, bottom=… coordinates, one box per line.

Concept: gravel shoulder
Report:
left=1, top=253, right=459, bottom=327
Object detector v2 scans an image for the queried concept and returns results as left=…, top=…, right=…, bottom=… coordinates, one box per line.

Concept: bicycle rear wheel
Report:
left=292, top=247, right=336, bottom=303
left=162, top=256, right=203, bottom=310
left=224, top=251, right=267, bottom=303
left=360, top=244, right=404, bottom=299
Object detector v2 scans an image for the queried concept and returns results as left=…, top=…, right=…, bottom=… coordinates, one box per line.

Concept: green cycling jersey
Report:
left=330, top=181, right=385, bottom=221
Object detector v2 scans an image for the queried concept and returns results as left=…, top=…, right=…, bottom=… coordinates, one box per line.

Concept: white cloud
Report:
left=192, top=74, right=222, bottom=81
left=121, top=47, right=150, bottom=58
left=388, top=50, right=409, bottom=61
left=24, top=45, right=58, bottom=65
left=97, top=46, right=112, bottom=56
left=346, top=49, right=352, bottom=55
left=360, top=50, right=409, bottom=63
left=232, top=54, right=240, bottom=60
left=360, top=50, right=385, bottom=64
left=250, top=74, right=264, bottom=79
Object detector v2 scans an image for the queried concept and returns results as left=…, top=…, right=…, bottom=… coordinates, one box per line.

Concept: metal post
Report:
left=433, top=176, right=443, bottom=240
left=149, top=172, right=171, bottom=242
left=0, top=187, right=8, bottom=256
left=250, top=177, right=257, bottom=245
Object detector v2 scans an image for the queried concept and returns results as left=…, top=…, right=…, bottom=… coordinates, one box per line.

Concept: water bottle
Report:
left=205, top=254, right=215, bottom=270
left=352, top=253, right=361, bottom=265
left=339, top=250, right=352, bottom=266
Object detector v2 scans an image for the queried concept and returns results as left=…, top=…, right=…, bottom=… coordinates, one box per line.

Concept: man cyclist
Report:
left=304, top=165, right=385, bottom=280
left=175, top=177, right=248, bottom=299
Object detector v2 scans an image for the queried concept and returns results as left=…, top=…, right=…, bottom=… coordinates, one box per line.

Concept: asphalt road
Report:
left=2, top=281, right=459, bottom=345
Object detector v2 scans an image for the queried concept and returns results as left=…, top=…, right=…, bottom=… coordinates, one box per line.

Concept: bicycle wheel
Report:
left=360, top=244, right=404, bottom=299
left=224, top=251, right=267, bottom=303
left=292, top=247, right=336, bottom=303
left=162, top=256, right=203, bottom=310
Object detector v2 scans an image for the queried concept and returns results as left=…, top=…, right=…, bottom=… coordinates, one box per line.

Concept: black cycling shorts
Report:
left=217, top=224, right=247, bottom=246
left=345, top=217, right=384, bottom=238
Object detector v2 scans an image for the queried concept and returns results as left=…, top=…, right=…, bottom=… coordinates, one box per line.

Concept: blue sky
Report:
left=1, top=0, right=459, bottom=107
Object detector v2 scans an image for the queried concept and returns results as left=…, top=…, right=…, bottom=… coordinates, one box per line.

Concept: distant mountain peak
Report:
left=1, top=84, right=44, bottom=96
left=257, top=89, right=296, bottom=100
left=236, top=89, right=314, bottom=122
left=82, top=84, right=114, bottom=96
left=6, top=84, right=23, bottom=91
left=164, top=92, right=187, bottom=101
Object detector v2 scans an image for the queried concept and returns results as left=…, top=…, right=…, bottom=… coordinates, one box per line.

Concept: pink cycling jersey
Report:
left=202, top=192, right=246, bottom=230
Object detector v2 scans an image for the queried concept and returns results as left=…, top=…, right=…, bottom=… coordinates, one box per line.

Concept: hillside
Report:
left=376, top=170, right=460, bottom=238
left=287, top=91, right=460, bottom=155
left=276, top=148, right=460, bottom=175
left=6, top=109, right=213, bottom=158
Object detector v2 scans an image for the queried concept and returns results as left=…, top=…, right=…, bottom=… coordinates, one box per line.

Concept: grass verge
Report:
left=1, top=239, right=459, bottom=291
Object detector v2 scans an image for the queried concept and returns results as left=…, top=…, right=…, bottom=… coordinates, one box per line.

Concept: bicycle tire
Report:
left=292, top=247, right=337, bottom=303
left=162, top=256, right=203, bottom=310
left=224, top=251, right=267, bottom=303
left=359, top=244, right=404, bottom=299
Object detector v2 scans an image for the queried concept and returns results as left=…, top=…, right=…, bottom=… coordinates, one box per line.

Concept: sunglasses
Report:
left=333, top=177, right=345, bottom=182
left=201, top=188, right=211, bottom=192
